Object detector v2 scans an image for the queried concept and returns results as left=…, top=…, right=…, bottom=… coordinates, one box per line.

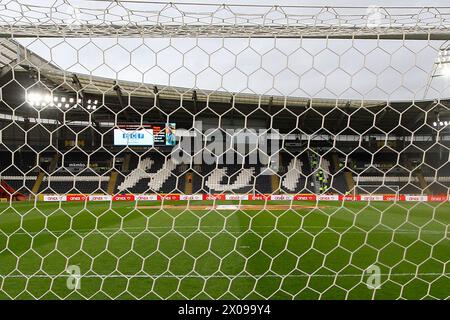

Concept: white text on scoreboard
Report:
left=113, top=129, right=154, bottom=146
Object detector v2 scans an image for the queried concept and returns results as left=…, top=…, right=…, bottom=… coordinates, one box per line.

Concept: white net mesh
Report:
left=0, top=1, right=449, bottom=300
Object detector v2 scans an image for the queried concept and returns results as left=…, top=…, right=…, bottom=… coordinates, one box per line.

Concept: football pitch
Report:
left=0, top=200, right=448, bottom=300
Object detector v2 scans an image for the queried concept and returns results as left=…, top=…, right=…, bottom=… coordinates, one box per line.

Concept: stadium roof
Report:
left=41, top=68, right=390, bottom=109
left=1, top=38, right=450, bottom=136
left=0, top=38, right=417, bottom=110
left=0, top=39, right=60, bottom=74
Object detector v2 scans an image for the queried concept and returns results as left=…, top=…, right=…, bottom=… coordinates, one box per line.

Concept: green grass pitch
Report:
left=0, top=200, right=448, bottom=299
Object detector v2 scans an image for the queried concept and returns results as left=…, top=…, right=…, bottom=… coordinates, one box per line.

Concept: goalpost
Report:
left=0, top=1, right=449, bottom=300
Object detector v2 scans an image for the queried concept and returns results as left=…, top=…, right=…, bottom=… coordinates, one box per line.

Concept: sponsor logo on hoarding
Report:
left=293, top=194, right=316, bottom=201
left=44, top=195, right=66, bottom=202
left=360, top=195, right=384, bottom=201
left=159, top=194, right=180, bottom=201
left=203, top=194, right=226, bottom=200
left=179, top=194, right=203, bottom=200
left=338, top=195, right=361, bottom=201
left=225, top=194, right=249, bottom=200
left=383, top=194, right=403, bottom=201
left=112, top=194, right=135, bottom=201
left=405, top=195, right=428, bottom=202
left=135, top=195, right=158, bottom=201
left=270, top=195, right=294, bottom=201
left=427, top=195, right=448, bottom=202
left=89, top=195, right=112, bottom=201
left=67, top=194, right=87, bottom=201
left=249, top=194, right=271, bottom=200
left=318, top=195, right=339, bottom=201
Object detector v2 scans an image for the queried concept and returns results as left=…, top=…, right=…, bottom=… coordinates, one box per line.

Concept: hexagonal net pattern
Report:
left=0, top=1, right=449, bottom=300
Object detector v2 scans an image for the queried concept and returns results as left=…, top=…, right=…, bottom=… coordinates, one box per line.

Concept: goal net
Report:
left=0, top=1, right=448, bottom=300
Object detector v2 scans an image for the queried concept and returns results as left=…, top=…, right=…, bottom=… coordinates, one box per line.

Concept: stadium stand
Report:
left=281, top=158, right=303, bottom=192
left=206, top=167, right=255, bottom=192
left=118, top=158, right=154, bottom=191
left=148, top=158, right=178, bottom=191
left=3, top=147, right=449, bottom=197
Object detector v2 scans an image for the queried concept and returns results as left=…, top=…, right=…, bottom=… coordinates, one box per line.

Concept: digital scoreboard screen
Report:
left=114, top=123, right=176, bottom=146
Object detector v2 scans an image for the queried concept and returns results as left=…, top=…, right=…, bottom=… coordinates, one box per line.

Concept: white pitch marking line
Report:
left=0, top=225, right=448, bottom=235
left=2, top=225, right=446, bottom=236
left=0, top=273, right=448, bottom=279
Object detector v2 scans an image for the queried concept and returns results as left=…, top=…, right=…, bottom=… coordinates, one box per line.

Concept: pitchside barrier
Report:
left=39, top=193, right=449, bottom=202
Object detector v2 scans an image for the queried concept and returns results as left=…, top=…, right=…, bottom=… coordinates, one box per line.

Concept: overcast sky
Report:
left=10, top=0, right=450, bottom=101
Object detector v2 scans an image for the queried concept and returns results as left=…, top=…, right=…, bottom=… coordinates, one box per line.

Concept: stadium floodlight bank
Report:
left=0, top=1, right=449, bottom=301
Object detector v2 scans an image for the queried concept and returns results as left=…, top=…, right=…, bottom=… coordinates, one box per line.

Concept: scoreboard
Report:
left=114, top=123, right=176, bottom=146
